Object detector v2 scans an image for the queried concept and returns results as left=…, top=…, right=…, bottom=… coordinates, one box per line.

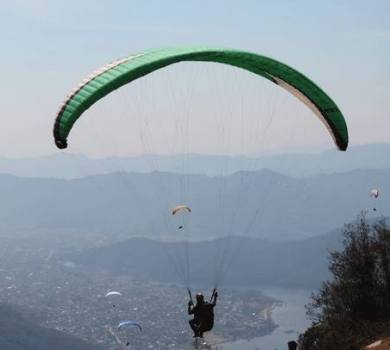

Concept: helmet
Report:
left=196, top=293, right=204, bottom=303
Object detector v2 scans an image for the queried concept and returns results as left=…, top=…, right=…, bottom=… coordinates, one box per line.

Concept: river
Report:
left=222, top=287, right=313, bottom=350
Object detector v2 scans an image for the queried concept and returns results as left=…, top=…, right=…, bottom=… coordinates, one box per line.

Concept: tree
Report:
left=299, top=213, right=390, bottom=350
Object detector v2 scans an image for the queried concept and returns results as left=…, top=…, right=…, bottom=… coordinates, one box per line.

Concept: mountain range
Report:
left=0, top=166, right=387, bottom=241
left=0, top=143, right=388, bottom=179
left=71, top=228, right=343, bottom=289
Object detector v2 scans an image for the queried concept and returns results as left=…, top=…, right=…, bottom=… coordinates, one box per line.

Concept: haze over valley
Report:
left=0, top=145, right=388, bottom=349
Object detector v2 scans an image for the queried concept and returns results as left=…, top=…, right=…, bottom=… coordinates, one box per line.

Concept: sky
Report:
left=1, top=0, right=389, bottom=157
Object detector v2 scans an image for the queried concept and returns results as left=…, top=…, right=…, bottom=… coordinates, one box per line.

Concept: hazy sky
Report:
left=1, top=0, right=389, bottom=157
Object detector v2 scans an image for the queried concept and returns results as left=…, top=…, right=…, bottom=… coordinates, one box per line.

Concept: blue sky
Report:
left=1, top=0, right=389, bottom=157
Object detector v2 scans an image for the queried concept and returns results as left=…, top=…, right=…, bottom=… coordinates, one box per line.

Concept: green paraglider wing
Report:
left=54, top=47, right=348, bottom=150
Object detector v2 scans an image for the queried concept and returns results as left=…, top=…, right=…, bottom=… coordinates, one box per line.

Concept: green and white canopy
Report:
left=54, top=46, right=348, bottom=150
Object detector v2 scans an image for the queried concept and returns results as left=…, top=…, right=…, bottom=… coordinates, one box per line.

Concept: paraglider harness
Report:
left=188, top=288, right=217, bottom=333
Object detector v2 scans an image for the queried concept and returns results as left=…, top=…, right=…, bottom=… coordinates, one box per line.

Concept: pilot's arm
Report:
left=211, top=291, right=218, bottom=306
left=188, top=300, right=194, bottom=315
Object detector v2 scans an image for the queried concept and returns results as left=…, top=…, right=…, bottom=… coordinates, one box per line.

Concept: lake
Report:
left=222, top=287, right=313, bottom=350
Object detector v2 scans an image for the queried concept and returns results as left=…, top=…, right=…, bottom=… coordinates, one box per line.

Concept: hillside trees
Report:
left=299, top=214, right=390, bottom=350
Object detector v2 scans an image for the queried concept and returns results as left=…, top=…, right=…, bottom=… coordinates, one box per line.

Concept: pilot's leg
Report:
left=189, top=319, right=200, bottom=337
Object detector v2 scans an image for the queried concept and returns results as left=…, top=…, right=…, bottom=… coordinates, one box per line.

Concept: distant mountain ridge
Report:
left=0, top=167, right=388, bottom=241
left=72, top=229, right=343, bottom=289
left=0, top=143, right=389, bottom=178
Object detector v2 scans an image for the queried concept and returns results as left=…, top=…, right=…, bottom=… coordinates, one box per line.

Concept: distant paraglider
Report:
left=118, top=321, right=142, bottom=331
left=370, top=189, right=380, bottom=211
left=117, top=321, right=142, bottom=346
left=172, top=205, right=192, bottom=216
left=172, top=205, right=191, bottom=230
left=105, top=291, right=122, bottom=308
left=105, top=291, right=122, bottom=297
left=370, top=189, right=379, bottom=199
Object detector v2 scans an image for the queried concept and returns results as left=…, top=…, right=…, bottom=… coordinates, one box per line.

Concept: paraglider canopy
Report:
left=53, top=47, right=349, bottom=152
left=105, top=291, right=122, bottom=297
left=370, top=189, right=379, bottom=198
left=118, top=321, right=142, bottom=332
left=370, top=189, right=380, bottom=211
left=172, top=205, right=192, bottom=216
